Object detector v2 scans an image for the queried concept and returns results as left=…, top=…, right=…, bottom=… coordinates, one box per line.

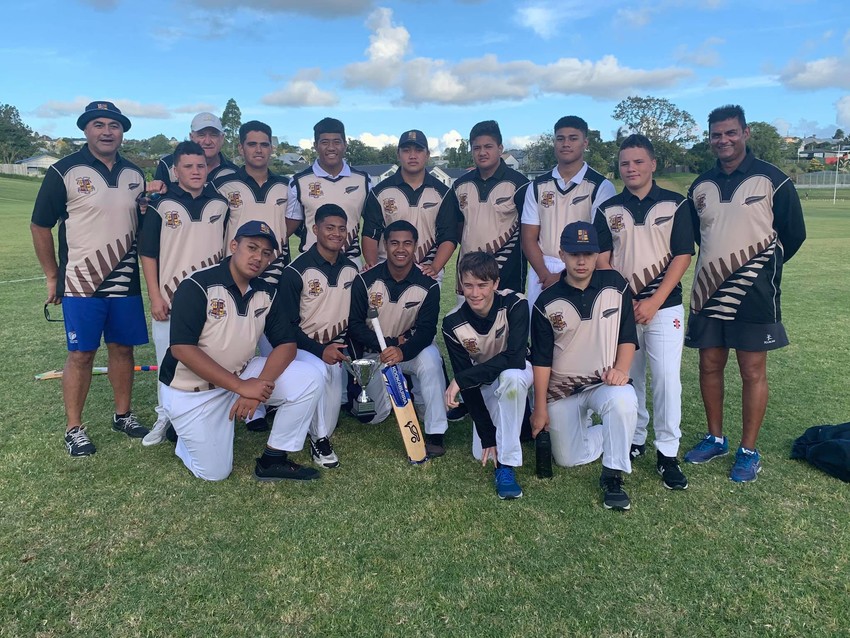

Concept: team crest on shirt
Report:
left=369, top=291, right=384, bottom=308
left=696, top=193, right=706, bottom=213
left=458, top=193, right=468, bottom=209
left=382, top=198, right=397, bottom=215
left=541, top=191, right=555, bottom=208
left=226, top=191, right=243, bottom=209
left=165, top=211, right=181, bottom=229
left=208, top=298, right=227, bottom=319
left=462, top=338, right=480, bottom=354
left=549, top=312, right=566, bottom=332
left=308, top=182, right=323, bottom=198
left=76, top=177, right=95, bottom=194
left=307, top=278, right=323, bottom=296
left=610, top=214, right=625, bottom=232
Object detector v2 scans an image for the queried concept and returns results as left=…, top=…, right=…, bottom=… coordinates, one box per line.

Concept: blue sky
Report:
left=3, top=0, right=848, bottom=152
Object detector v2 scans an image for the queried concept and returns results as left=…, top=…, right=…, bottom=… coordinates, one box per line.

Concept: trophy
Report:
left=343, top=358, right=380, bottom=420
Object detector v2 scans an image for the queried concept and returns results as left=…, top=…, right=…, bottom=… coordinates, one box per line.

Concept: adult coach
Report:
left=521, top=116, right=616, bottom=307
left=595, top=134, right=692, bottom=490
left=154, top=112, right=237, bottom=185
left=286, top=118, right=371, bottom=262
left=683, top=105, right=806, bottom=482
left=31, top=101, right=150, bottom=456
left=361, top=129, right=459, bottom=280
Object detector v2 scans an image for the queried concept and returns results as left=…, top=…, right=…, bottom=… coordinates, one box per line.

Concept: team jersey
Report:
left=286, top=160, right=371, bottom=259
left=159, top=257, right=293, bottom=392
left=523, top=163, right=615, bottom=258
left=361, top=170, right=459, bottom=266
left=688, top=150, right=806, bottom=323
left=453, top=160, right=529, bottom=292
left=213, top=167, right=291, bottom=284
left=348, top=261, right=440, bottom=361
left=154, top=152, right=237, bottom=186
left=31, top=145, right=145, bottom=298
left=531, top=270, right=638, bottom=402
left=279, top=244, right=359, bottom=359
left=138, top=184, right=228, bottom=303
left=595, top=182, right=694, bottom=309
left=443, top=290, right=529, bottom=447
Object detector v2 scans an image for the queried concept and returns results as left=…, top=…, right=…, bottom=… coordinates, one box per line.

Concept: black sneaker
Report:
left=599, top=468, right=631, bottom=511
left=112, top=412, right=149, bottom=438
left=254, top=458, right=320, bottom=481
left=65, top=426, right=96, bottom=457
left=165, top=423, right=178, bottom=443
left=446, top=404, right=468, bottom=422
left=657, top=451, right=689, bottom=490
left=425, top=433, right=446, bottom=458
left=245, top=415, right=269, bottom=432
left=630, top=443, right=646, bottom=460
left=310, top=437, right=340, bottom=468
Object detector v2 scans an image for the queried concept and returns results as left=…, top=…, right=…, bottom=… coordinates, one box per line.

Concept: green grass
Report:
left=1, top=177, right=849, bottom=637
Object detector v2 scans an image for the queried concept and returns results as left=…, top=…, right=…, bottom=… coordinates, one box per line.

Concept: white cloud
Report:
left=34, top=97, right=171, bottom=120
left=344, top=8, right=411, bottom=89
left=298, top=138, right=313, bottom=150
left=780, top=55, right=850, bottom=90
left=358, top=132, right=398, bottom=148
left=675, top=37, right=724, bottom=67
left=837, top=96, right=850, bottom=129
left=516, top=4, right=560, bottom=39
left=508, top=135, right=537, bottom=149
left=262, top=69, right=339, bottom=107
left=175, top=103, right=219, bottom=114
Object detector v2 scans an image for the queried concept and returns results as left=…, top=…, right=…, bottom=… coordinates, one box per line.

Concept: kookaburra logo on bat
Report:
left=404, top=420, right=422, bottom=443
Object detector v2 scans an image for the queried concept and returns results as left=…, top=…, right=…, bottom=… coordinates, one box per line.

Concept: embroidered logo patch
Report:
left=227, top=191, right=243, bottom=208
left=549, top=312, right=566, bottom=332
left=307, top=279, right=323, bottom=296
left=208, top=298, right=227, bottom=319
left=369, top=291, right=384, bottom=308
left=165, top=211, right=181, bottom=229
left=462, top=338, right=480, bottom=354
left=541, top=191, right=555, bottom=208
left=308, top=182, right=323, bottom=198
left=76, top=177, right=95, bottom=194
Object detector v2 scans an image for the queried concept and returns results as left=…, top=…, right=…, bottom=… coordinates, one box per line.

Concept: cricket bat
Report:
left=35, top=365, right=158, bottom=381
left=366, top=306, right=428, bottom=464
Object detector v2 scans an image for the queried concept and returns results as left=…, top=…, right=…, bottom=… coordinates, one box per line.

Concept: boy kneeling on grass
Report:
left=530, top=221, right=640, bottom=511
left=159, top=221, right=324, bottom=482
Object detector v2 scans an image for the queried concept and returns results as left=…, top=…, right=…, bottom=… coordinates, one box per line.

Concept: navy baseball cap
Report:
left=560, top=221, right=599, bottom=253
left=77, top=101, right=132, bottom=132
left=234, top=220, right=279, bottom=251
left=398, top=129, right=428, bottom=150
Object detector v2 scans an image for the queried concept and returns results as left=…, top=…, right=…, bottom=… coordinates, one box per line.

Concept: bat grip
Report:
left=370, top=317, right=389, bottom=352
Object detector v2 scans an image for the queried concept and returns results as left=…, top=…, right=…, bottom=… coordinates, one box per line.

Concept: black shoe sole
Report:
left=254, top=470, right=320, bottom=482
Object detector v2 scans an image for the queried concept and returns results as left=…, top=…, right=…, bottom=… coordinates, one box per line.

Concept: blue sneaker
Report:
left=494, top=467, right=523, bottom=500
left=684, top=434, right=729, bottom=464
left=730, top=447, right=762, bottom=483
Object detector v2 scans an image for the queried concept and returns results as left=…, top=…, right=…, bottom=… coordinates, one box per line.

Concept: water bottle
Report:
left=536, top=431, right=553, bottom=479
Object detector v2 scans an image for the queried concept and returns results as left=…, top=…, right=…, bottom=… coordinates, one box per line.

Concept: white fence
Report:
left=0, top=164, right=29, bottom=176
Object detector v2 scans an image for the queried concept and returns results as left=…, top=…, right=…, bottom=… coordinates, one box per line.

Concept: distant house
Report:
left=428, top=166, right=471, bottom=187
left=278, top=152, right=307, bottom=166
left=353, top=164, right=398, bottom=183
left=502, top=149, right=527, bottom=171
left=15, top=153, right=60, bottom=176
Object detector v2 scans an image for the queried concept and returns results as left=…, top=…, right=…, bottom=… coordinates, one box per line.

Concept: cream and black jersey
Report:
left=279, top=245, right=359, bottom=359
left=287, top=161, right=371, bottom=259
left=523, top=164, right=614, bottom=259
left=531, top=270, right=638, bottom=402
left=154, top=152, right=237, bottom=186
left=361, top=170, right=459, bottom=266
left=213, top=167, right=291, bottom=283
left=453, top=160, right=529, bottom=292
left=31, top=144, right=145, bottom=297
left=159, top=257, right=293, bottom=392
left=688, top=150, right=805, bottom=323
left=138, top=184, right=228, bottom=304
left=442, top=290, right=529, bottom=447
left=595, top=182, right=694, bottom=309
left=348, top=261, right=440, bottom=361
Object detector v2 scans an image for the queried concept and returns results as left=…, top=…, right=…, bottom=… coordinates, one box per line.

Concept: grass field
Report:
left=1, top=176, right=849, bottom=637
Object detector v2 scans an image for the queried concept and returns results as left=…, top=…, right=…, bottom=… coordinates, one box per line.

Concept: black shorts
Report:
left=684, top=314, right=789, bottom=352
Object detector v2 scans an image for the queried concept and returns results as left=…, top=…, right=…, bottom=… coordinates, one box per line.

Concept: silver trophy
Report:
left=343, top=358, right=380, bottom=420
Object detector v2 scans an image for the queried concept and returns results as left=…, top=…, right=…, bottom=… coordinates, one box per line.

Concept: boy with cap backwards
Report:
left=31, top=100, right=153, bottom=456
left=154, top=112, right=238, bottom=186
left=530, top=221, right=639, bottom=510
left=158, top=221, right=324, bottom=481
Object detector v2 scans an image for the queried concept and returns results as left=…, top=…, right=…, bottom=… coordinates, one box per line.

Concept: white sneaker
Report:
left=310, top=437, right=340, bottom=468
left=142, top=418, right=170, bottom=447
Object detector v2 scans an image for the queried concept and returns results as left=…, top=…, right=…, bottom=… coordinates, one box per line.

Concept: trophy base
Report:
left=350, top=400, right=376, bottom=422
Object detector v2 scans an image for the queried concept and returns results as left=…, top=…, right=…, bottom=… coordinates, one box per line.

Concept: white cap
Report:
left=190, top=112, right=224, bottom=133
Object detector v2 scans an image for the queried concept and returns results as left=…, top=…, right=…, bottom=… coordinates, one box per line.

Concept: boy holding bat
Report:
left=442, top=251, right=532, bottom=499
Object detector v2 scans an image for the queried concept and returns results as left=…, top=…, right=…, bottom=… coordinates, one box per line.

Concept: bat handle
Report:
left=370, top=317, right=389, bottom=352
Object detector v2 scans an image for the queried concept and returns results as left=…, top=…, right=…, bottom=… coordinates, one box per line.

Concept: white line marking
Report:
left=0, top=276, right=46, bottom=284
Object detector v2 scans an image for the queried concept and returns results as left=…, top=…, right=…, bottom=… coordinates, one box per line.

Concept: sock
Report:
left=740, top=446, right=756, bottom=455
left=712, top=435, right=724, bottom=443
left=115, top=411, right=131, bottom=419
left=259, top=446, right=286, bottom=467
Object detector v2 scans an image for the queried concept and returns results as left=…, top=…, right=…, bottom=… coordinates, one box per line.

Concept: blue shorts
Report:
left=63, top=296, right=149, bottom=352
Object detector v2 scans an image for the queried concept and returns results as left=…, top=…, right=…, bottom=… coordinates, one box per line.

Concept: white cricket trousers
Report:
left=161, top=355, right=322, bottom=481
left=547, top=383, right=638, bottom=473
left=364, top=343, right=448, bottom=435
left=525, top=255, right=564, bottom=310
left=470, top=363, right=533, bottom=467
left=631, top=304, right=685, bottom=457
left=151, top=318, right=170, bottom=421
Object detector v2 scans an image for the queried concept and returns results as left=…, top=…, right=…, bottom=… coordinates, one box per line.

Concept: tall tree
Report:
left=0, top=104, right=37, bottom=164
left=220, top=98, right=241, bottom=158
left=833, top=128, right=845, bottom=141
left=346, top=139, right=380, bottom=166
left=444, top=139, right=472, bottom=168
left=747, top=122, right=783, bottom=165
left=524, top=133, right=555, bottom=171
left=612, top=96, right=697, bottom=169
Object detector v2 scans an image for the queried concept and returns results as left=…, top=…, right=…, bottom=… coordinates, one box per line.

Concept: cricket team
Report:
left=31, top=100, right=806, bottom=511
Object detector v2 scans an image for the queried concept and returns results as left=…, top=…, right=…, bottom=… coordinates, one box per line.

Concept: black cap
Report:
left=77, top=101, right=132, bottom=132
left=234, top=220, right=279, bottom=251
left=559, top=221, right=599, bottom=253
left=398, top=129, right=428, bottom=150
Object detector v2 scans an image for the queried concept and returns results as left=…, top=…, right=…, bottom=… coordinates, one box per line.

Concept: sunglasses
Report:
left=43, top=304, right=64, bottom=322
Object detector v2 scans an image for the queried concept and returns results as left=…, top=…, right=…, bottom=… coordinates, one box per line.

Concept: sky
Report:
left=3, top=0, right=849, bottom=153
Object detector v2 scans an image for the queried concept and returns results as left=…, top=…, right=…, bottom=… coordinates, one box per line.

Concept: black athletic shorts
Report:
left=684, top=314, right=789, bottom=352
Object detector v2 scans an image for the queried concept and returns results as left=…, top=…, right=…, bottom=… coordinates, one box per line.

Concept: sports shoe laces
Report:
left=694, top=436, right=719, bottom=451
left=495, top=467, right=515, bottom=486
left=315, top=438, right=333, bottom=456
left=67, top=427, right=90, bottom=445
left=737, top=450, right=758, bottom=469
left=602, top=473, right=625, bottom=492
left=120, top=413, right=141, bottom=428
